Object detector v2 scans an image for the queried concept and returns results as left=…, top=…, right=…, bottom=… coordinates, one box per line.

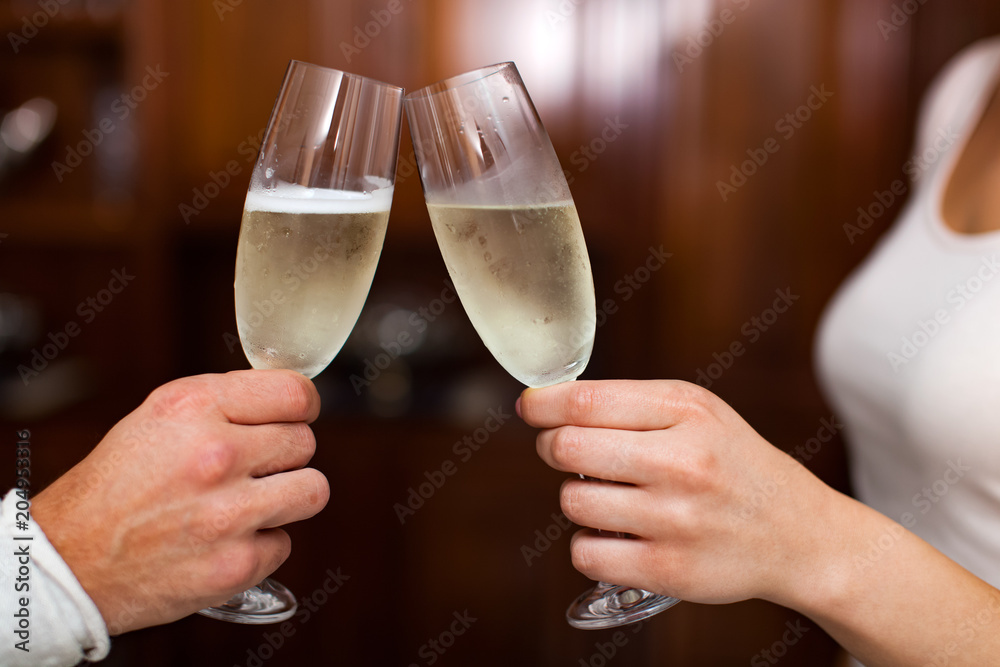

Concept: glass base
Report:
left=197, top=577, right=297, bottom=625
left=567, top=581, right=680, bottom=629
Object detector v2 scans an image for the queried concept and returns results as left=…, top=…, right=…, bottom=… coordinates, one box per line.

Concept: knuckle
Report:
left=148, top=376, right=214, bottom=417
left=559, top=479, right=588, bottom=523
left=266, top=529, right=293, bottom=571
left=191, top=436, right=238, bottom=485
left=668, top=381, right=716, bottom=423
left=566, top=383, right=598, bottom=423
left=636, top=541, right=681, bottom=591
left=288, top=422, right=317, bottom=459
left=212, top=542, right=260, bottom=592
left=680, top=448, right=720, bottom=493
left=263, top=423, right=317, bottom=476
left=549, top=427, right=584, bottom=470
left=570, top=537, right=599, bottom=579
left=666, top=499, right=700, bottom=539
left=192, top=494, right=244, bottom=539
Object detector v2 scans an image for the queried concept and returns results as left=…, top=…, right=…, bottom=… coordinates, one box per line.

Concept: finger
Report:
left=248, top=468, right=331, bottom=530
left=520, top=379, right=710, bottom=431
left=536, top=425, right=657, bottom=484
left=569, top=530, right=675, bottom=597
left=213, top=369, right=321, bottom=425
left=250, top=528, right=292, bottom=582
left=204, top=528, right=292, bottom=606
left=559, top=477, right=651, bottom=535
left=232, top=421, right=318, bottom=478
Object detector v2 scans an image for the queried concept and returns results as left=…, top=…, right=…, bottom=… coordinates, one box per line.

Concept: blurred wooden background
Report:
left=2, top=0, right=1000, bottom=665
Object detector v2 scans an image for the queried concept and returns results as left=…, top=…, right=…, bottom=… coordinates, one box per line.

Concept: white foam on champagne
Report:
left=244, top=181, right=394, bottom=214
left=427, top=200, right=577, bottom=212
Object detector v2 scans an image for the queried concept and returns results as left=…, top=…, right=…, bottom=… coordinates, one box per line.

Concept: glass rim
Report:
left=286, top=59, right=405, bottom=94
left=404, top=61, right=516, bottom=101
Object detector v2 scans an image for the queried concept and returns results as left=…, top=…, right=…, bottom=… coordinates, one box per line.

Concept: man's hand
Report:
left=32, top=370, right=329, bottom=635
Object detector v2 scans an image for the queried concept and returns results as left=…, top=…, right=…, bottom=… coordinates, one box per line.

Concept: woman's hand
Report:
left=32, top=369, right=330, bottom=635
left=518, top=379, right=837, bottom=607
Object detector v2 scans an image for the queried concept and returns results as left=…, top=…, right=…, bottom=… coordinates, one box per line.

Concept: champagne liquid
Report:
left=427, top=202, right=596, bottom=387
left=235, top=185, right=391, bottom=378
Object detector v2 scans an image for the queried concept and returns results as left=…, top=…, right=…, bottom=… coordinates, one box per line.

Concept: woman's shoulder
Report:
left=915, top=36, right=1000, bottom=153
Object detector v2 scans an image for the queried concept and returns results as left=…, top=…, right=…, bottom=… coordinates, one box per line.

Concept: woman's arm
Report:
left=517, top=379, right=1000, bottom=666
left=788, top=488, right=1000, bottom=666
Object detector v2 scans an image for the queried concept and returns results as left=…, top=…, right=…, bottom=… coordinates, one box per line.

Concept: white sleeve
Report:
left=0, top=488, right=111, bottom=665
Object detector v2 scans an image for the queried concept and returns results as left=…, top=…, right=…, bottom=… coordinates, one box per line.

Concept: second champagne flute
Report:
left=405, top=62, right=680, bottom=629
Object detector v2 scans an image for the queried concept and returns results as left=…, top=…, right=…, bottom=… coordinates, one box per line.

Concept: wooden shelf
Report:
left=0, top=4, right=124, bottom=44
left=1, top=196, right=135, bottom=245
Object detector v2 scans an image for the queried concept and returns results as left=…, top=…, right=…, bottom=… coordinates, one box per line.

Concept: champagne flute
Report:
left=405, top=62, right=679, bottom=629
left=199, top=60, right=403, bottom=624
